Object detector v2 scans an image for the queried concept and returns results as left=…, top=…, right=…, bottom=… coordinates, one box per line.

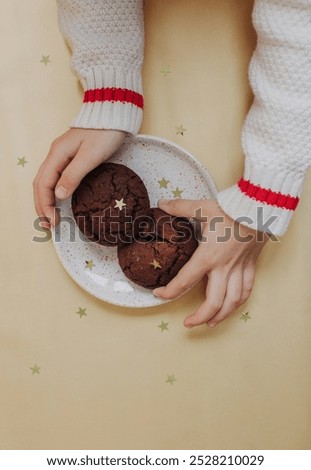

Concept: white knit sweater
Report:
left=58, top=0, right=144, bottom=133
left=57, top=0, right=311, bottom=236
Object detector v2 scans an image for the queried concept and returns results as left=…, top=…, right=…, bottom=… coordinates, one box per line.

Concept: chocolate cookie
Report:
left=72, top=162, right=150, bottom=246
left=117, top=208, right=199, bottom=289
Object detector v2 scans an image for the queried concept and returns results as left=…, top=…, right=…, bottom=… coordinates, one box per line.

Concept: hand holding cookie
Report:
left=33, top=129, right=125, bottom=229
left=154, top=199, right=269, bottom=328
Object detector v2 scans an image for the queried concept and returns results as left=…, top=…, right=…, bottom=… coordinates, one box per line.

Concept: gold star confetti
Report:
left=30, top=364, right=41, bottom=375
left=166, top=374, right=177, bottom=385
left=76, top=307, right=87, bottom=318
left=17, top=157, right=28, bottom=167
left=40, top=55, right=51, bottom=66
left=172, top=187, right=183, bottom=198
left=114, top=198, right=126, bottom=211
left=240, top=311, right=251, bottom=323
left=176, top=125, right=187, bottom=136
left=158, top=321, right=169, bottom=332
left=158, top=177, right=170, bottom=189
left=150, top=259, right=162, bottom=270
left=160, top=65, right=171, bottom=76
left=85, top=260, right=95, bottom=270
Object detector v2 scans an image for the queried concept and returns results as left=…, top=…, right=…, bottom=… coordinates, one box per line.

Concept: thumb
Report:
left=158, top=198, right=210, bottom=220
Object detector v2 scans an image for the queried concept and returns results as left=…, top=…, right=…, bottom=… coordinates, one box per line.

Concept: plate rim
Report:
left=131, top=134, right=218, bottom=197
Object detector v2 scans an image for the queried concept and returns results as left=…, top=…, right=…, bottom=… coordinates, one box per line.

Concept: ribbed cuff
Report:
left=217, top=162, right=305, bottom=237
left=71, top=67, right=143, bottom=134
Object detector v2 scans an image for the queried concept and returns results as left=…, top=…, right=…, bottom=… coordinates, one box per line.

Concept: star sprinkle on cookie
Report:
left=114, top=198, right=126, bottom=211
left=150, top=259, right=162, bottom=270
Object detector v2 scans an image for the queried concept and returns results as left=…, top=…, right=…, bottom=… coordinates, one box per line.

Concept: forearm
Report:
left=57, top=0, right=144, bottom=133
left=217, top=0, right=311, bottom=236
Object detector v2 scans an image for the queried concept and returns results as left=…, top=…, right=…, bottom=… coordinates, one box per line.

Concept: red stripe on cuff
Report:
left=238, top=178, right=299, bottom=210
left=83, top=87, right=144, bottom=109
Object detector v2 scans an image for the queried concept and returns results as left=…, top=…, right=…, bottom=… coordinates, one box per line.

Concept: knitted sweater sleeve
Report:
left=57, top=0, right=144, bottom=134
left=216, top=0, right=311, bottom=236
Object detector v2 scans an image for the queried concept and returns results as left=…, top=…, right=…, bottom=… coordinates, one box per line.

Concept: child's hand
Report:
left=153, top=199, right=269, bottom=328
left=33, top=128, right=125, bottom=228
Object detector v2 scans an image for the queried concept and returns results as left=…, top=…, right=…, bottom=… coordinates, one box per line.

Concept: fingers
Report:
left=183, top=270, right=228, bottom=328
left=55, top=143, right=100, bottom=200
left=159, top=198, right=210, bottom=220
left=33, top=129, right=125, bottom=228
left=156, top=197, right=263, bottom=330
left=185, top=266, right=255, bottom=329
left=153, top=245, right=208, bottom=299
left=54, top=130, right=125, bottom=199
left=33, top=134, right=81, bottom=227
left=240, top=264, right=256, bottom=305
left=206, top=269, right=243, bottom=327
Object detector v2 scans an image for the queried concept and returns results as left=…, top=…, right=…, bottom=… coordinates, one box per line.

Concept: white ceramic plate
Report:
left=52, top=134, right=218, bottom=308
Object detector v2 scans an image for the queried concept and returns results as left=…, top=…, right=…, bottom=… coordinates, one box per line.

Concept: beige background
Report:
left=1, top=0, right=311, bottom=450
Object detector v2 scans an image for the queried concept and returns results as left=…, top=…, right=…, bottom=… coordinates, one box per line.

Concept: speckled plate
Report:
left=52, top=134, right=217, bottom=308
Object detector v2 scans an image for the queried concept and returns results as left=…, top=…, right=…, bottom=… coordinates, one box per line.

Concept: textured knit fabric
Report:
left=57, top=0, right=311, bottom=236
left=217, top=0, right=311, bottom=236
left=57, top=0, right=144, bottom=133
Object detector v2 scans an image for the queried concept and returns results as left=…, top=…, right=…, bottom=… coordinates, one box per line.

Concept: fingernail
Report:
left=184, top=321, right=193, bottom=329
left=39, top=216, right=51, bottom=230
left=55, top=186, right=68, bottom=199
left=153, top=288, right=161, bottom=298
left=40, top=221, right=51, bottom=230
left=208, top=322, right=217, bottom=328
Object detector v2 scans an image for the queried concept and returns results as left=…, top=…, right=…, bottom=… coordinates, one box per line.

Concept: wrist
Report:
left=71, top=67, right=144, bottom=134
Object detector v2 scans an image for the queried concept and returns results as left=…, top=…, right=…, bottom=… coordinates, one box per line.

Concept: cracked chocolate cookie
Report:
left=72, top=162, right=150, bottom=246
left=117, top=208, right=199, bottom=289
